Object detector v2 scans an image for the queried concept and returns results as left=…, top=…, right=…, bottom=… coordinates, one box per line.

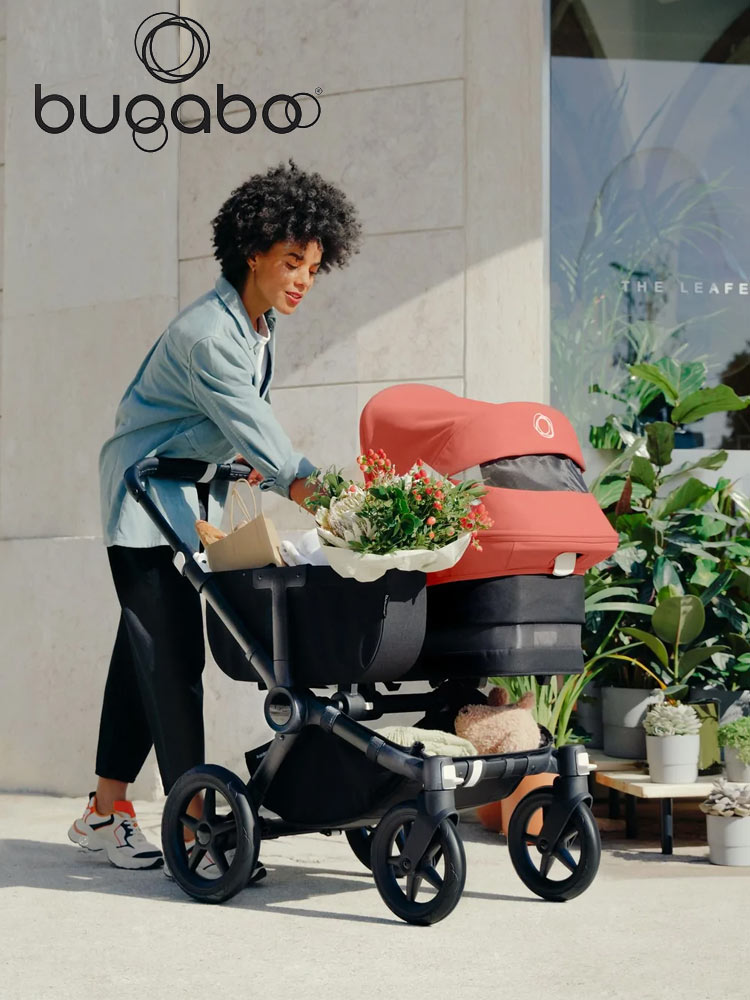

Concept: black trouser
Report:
left=95, top=487, right=209, bottom=793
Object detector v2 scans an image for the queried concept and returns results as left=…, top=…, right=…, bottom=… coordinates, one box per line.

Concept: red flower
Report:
left=426, top=516, right=436, bottom=526
left=428, top=531, right=435, bottom=539
left=414, top=493, right=422, bottom=502
left=425, top=487, right=433, bottom=495
left=433, top=502, right=442, bottom=510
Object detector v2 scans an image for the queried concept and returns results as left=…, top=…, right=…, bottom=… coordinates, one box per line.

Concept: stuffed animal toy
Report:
left=454, top=687, right=540, bottom=755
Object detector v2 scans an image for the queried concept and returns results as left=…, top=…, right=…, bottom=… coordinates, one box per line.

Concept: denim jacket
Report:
left=100, top=275, right=315, bottom=549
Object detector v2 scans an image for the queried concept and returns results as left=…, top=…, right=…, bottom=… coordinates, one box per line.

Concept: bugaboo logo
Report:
left=533, top=412, right=555, bottom=439
left=134, top=12, right=211, bottom=83
left=34, top=12, right=321, bottom=152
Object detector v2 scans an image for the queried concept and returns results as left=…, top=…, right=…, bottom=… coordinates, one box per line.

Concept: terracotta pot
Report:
left=476, top=799, right=505, bottom=832
left=500, top=772, right=557, bottom=836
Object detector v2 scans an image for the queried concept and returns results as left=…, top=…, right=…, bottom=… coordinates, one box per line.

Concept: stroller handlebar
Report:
left=124, top=456, right=254, bottom=558
left=127, top=456, right=253, bottom=489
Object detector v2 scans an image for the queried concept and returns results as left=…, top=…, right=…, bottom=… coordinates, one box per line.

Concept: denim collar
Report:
left=214, top=274, right=276, bottom=343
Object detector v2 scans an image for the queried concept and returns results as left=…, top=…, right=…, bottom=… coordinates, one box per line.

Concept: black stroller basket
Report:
left=125, top=457, right=601, bottom=924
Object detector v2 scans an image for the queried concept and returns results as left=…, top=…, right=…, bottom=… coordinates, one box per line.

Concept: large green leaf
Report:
left=593, top=477, right=627, bottom=509
left=621, top=627, right=669, bottom=668
left=690, top=559, right=719, bottom=588
left=630, top=455, right=656, bottom=491
left=588, top=601, right=655, bottom=615
left=653, top=556, right=683, bottom=595
left=611, top=545, right=648, bottom=574
left=662, top=450, right=728, bottom=482
left=699, top=569, right=734, bottom=606
left=585, top=587, right=638, bottom=610
left=657, top=478, right=715, bottom=518
left=645, top=422, right=674, bottom=466
left=652, top=595, right=705, bottom=646
left=628, top=363, right=679, bottom=405
left=589, top=437, right=647, bottom=497
left=677, top=645, right=729, bottom=679
left=671, top=385, right=750, bottom=425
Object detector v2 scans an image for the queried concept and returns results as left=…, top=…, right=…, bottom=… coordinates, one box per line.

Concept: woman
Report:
left=68, top=161, right=362, bottom=871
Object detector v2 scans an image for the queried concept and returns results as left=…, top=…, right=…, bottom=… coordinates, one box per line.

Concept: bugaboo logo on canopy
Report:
left=34, top=11, right=321, bottom=153
left=533, top=412, right=555, bottom=439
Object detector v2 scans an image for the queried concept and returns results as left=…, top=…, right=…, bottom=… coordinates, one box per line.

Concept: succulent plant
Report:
left=718, top=716, right=750, bottom=766
left=700, top=779, right=750, bottom=817
left=643, top=701, right=701, bottom=737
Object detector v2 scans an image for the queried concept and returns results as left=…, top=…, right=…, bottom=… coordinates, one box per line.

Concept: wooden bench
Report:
left=594, top=770, right=714, bottom=854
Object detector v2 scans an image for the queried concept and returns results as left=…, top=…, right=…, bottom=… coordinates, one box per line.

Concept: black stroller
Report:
left=125, top=396, right=613, bottom=925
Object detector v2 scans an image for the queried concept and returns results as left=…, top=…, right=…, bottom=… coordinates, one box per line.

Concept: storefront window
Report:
left=549, top=0, right=750, bottom=449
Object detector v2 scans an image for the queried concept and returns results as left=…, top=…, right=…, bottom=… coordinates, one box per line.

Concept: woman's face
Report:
left=248, top=240, right=322, bottom=315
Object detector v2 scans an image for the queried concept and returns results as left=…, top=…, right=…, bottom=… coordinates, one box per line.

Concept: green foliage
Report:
left=488, top=675, right=603, bottom=748
left=717, top=717, right=750, bottom=766
left=582, top=362, right=750, bottom=693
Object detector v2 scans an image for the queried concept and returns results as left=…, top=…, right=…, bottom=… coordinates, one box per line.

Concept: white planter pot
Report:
left=602, top=687, right=653, bottom=758
left=707, top=814, right=750, bottom=866
left=724, top=748, right=750, bottom=783
left=646, top=733, right=700, bottom=784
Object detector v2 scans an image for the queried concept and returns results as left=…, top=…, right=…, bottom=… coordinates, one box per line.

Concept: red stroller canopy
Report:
left=359, top=384, right=617, bottom=583
left=359, top=384, right=585, bottom=475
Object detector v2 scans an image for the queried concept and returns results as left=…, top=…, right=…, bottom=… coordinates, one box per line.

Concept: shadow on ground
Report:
left=0, top=837, right=539, bottom=923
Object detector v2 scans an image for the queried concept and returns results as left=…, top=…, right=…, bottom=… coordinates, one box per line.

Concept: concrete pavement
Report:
left=1, top=793, right=747, bottom=1000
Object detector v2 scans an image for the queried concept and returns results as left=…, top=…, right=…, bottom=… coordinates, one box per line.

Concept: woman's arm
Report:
left=188, top=335, right=315, bottom=499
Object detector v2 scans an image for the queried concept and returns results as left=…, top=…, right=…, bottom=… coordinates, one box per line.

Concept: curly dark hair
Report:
left=211, top=160, right=362, bottom=290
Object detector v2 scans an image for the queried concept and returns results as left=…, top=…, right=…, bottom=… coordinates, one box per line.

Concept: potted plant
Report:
left=700, top=779, right=750, bottom=866
left=581, top=358, right=750, bottom=757
left=643, top=699, right=701, bottom=783
left=479, top=674, right=597, bottom=834
left=718, top=717, right=750, bottom=783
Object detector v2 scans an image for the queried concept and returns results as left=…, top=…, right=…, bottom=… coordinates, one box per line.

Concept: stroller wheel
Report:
left=507, top=788, right=600, bottom=902
left=371, top=803, right=466, bottom=925
left=162, top=764, right=260, bottom=904
left=345, top=826, right=376, bottom=870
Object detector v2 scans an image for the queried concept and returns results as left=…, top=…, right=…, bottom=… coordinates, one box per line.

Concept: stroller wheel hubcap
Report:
left=196, top=824, right=212, bottom=846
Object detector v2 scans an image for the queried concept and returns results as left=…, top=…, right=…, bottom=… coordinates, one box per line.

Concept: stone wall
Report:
left=0, top=1, right=546, bottom=796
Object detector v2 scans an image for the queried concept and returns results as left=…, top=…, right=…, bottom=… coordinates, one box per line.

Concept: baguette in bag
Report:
left=202, top=480, right=284, bottom=571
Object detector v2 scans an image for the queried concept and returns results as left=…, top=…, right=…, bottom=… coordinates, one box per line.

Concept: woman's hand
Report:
left=289, top=476, right=317, bottom=509
left=234, top=455, right=264, bottom=486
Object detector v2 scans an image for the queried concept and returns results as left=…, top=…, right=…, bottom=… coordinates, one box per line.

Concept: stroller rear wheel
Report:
left=162, top=764, right=260, bottom=904
left=507, top=788, right=600, bottom=901
left=345, top=826, right=376, bottom=870
left=371, top=803, right=466, bottom=925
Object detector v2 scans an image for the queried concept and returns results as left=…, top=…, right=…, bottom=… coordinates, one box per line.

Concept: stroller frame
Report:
left=126, top=457, right=600, bottom=924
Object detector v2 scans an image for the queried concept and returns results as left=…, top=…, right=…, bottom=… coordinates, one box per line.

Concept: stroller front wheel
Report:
left=162, top=764, right=260, bottom=904
left=506, top=788, right=600, bottom=902
left=371, top=803, right=466, bottom=925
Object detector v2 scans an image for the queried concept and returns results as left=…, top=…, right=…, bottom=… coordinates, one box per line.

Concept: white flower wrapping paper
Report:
left=315, top=530, right=472, bottom=582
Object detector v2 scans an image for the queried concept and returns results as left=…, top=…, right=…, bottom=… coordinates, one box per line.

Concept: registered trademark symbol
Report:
left=315, top=87, right=323, bottom=95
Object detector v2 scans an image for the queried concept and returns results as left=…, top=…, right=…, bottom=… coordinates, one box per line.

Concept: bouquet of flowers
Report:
left=303, top=449, right=492, bottom=581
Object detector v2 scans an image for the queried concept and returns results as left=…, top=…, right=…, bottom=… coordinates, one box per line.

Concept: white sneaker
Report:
left=164, top=842, right=266, bottom=884
left=68, top=793, right=163, bottom=870
left=164, top=840, right=217, bottom=880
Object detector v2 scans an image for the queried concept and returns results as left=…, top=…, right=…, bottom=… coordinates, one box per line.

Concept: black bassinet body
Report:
left=206, top=565, right=426, bottom=687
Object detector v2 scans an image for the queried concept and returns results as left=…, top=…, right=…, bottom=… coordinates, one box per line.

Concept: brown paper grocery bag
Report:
left=205, top=480, right=284, bottom=571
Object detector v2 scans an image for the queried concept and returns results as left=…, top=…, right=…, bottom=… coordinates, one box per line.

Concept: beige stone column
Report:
left=465, top=0, right=548, bottom=404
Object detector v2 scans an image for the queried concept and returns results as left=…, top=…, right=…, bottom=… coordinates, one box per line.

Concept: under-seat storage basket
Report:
left=206, top=565, right=427, bottom=687
left=246, top=728, right=419, bottom=826
left=408, top=573, right=585, bottom=679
